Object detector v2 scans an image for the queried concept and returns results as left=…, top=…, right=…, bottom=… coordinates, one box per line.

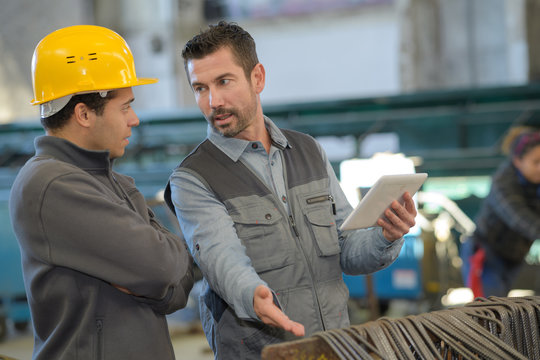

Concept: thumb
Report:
left=255, top=284, right=272, bottom=300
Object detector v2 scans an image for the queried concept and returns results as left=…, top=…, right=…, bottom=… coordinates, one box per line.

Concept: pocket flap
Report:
left=306, top=208, right=340, bottom=256
left=230, top=205, right=283, bottom=225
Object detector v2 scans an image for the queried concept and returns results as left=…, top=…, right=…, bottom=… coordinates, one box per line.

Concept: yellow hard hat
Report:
left=31, top=24, right=158, bottom=105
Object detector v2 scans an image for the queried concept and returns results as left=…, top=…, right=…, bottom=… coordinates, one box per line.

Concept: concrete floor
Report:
left=0, top=321, right=214, bottom=360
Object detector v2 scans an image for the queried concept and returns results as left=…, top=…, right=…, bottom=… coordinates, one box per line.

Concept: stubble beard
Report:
left=210, top=108, right=248, bottom=138
left=209, top=95, right=258, bottom=138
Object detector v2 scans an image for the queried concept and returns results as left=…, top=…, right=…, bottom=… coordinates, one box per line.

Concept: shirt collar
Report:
left=207, top=116, right=290, bottom=162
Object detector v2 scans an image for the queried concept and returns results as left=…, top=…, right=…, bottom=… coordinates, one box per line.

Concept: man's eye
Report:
left=220, top=79, right=230, bottom=85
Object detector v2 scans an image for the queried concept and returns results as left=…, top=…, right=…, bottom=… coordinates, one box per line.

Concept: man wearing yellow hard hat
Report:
left=9, top=25, right=194, bottom=360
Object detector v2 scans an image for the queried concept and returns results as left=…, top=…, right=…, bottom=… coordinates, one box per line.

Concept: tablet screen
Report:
left=340, top=173, right=427, bottom=231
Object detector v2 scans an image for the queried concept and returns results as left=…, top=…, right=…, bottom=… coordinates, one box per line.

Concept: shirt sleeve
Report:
left=169, top=169, right=266, bottom=320
left=315, top=142, right=405, bottom=275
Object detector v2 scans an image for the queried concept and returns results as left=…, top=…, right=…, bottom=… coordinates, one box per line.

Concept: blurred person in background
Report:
left=9, top=25, right=193, bottom=360
left=461, top=126, right=540, bottom=298
left=164, top=20, right=417, bottom=359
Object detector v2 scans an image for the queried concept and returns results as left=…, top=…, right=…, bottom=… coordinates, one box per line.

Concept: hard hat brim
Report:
left=31, top=77, right=159, bottom=105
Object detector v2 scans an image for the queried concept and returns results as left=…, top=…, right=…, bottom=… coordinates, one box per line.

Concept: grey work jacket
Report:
left=166, top=129, right=349, bottom=359
left=10, top=136, right=194, bottom=360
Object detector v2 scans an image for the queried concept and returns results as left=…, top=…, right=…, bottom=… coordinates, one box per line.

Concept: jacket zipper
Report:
left=306, top=194, right=336, bottom=215
left=281, top=153, right=327, bottom=330
left=110, top=173, right=136, bottom=211
left=289, top=215, right=299, bottom=237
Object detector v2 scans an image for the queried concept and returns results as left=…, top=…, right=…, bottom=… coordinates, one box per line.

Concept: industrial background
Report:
left=2, top=0, right=540, bottom=359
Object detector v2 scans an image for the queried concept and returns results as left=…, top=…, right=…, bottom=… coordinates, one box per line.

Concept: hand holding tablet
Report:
left=340, top=173, right=428, bottom=231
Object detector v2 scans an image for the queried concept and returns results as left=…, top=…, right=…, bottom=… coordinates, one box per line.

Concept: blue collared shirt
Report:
left=169, top=117, right=403, bottom=320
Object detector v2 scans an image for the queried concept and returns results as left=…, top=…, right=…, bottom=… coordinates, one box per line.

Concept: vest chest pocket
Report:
left=305, top=207, right=341, bottom=256
left=229, top=205, right=294, bottom=273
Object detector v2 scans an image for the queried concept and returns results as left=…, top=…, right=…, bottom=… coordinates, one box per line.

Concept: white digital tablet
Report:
left=339, top=173, right=428, bottom=231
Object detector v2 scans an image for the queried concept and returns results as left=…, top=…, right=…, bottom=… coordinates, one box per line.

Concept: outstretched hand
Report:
left=253, top=285, right=305, bottom=337
left=378, top=191, right=417, bottom=242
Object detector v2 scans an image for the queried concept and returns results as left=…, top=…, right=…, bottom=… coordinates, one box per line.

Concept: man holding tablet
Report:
left=341, top=173, right=428, bottom=231
left=165, top=20, right=419, bottom=359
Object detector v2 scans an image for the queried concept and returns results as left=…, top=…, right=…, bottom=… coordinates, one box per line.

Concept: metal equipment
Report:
left=262, top=296, right=540, bottom=360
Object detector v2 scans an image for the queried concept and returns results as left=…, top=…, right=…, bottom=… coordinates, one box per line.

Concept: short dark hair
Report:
left=41, top=91, right=117, bottom=131
left=181, top=21, right=259, bottom=81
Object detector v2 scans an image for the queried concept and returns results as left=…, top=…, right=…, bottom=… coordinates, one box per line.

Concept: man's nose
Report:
left=129, top=112, right=140, bottom=127
left=209, top=89, right=224, bottom=109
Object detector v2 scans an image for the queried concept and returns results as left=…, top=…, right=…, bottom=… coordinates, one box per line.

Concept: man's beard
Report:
left=208, top=107, right=249, bottom=138
left=208, top=96, right=258, bottom=138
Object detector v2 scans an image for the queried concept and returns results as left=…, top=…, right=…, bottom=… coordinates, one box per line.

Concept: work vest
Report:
left=165, top=129, right=350, bottom=359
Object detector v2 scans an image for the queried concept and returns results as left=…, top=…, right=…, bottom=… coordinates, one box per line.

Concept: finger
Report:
left=378, top=208, right=412, bottom=240
left=402, top=192, right=418, bottom=216
left=255, top=285, right=272, bottom=300
left=254, top=285, right=305, bottom=336
left=378, top=217, right=403, bottom=241
left=268, top=312, right=305, bottom=337
left=260, top=303, right=292, bottom=326
left=287, top=321, right=305, bottom=337
left=389, top=200, right=416, bottom=227
left=259, top=306, right=305, bottom=336
left=255, top=296, right=305, bottom=336
left=389, top=208, right=415, bottom=232
left=254, top=287, right=289, bottom=323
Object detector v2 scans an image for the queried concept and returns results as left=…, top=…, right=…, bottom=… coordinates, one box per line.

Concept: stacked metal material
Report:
left=314, top=296, right=540, bottom=360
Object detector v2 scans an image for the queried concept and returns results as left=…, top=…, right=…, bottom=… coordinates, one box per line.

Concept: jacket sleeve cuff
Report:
left=235, top=281, right=267, bottom=320
left=376, top=227, right=403, bottom=248
left=376, top=227, right=404, bottom=265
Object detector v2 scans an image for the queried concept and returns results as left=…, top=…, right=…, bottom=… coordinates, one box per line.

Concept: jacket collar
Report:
left=34, top=135, right=113, bottom=170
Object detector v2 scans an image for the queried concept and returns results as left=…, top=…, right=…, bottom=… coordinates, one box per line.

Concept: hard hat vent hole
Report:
left=65, top=54, right=98, bottom=63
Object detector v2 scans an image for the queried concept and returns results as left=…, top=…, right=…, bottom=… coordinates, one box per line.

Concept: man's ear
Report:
left=251, top=63, right=266, bottom=94
left=73, top=103, right=92, bottom=128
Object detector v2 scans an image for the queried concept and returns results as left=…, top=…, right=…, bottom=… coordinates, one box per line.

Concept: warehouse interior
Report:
left=1, top=0, right=540, bottom=359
